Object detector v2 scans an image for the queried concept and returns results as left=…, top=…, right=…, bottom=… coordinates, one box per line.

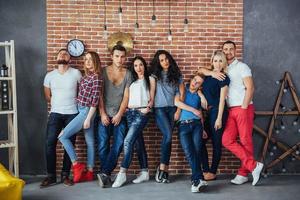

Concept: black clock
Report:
left=67, top=39, right=85, bottom=57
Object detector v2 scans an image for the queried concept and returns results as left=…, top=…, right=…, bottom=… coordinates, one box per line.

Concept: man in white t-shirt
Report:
left=40, top=49, right=82, bottom=188
left=221, top=41, right=263, bottom=186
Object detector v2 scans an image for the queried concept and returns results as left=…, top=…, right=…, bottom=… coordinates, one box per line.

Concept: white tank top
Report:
left=128, top=78, right=150, bottom=108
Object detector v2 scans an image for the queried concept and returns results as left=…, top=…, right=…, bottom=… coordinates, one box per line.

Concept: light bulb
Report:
left=292, top=156, right=296, bottom=161
left=280, top=104, right=286, bottom=110
left=151, top=15, right=156, bottom=26
left=280, top=125, right=285, bottom=130
left=167, top=29, right=172, bottom=41
left=293, top=120, right=298, bottom=126
left=103, top=25, right=108, bottom=39
left=184, top=18, right=188, bottom=33
left=273, top=146, right=277, bottom=150
left=118, top=7, right=123, bottom=25
left=283, top=88, right=288, bottom=93
left=275, top=129, right=280, bottom=134
left=282, top=167, right=286, bottom=173
left=275, top=80, right=281, bottom=85
left=269, top=151, right=274, bottom=156
left=263, top=173, right=268, bottom=178
left=296, top=150, right=300, bottom=155
left=134, top=22, right=139, bottom=34
left=298, top=128, right=300, bottom=133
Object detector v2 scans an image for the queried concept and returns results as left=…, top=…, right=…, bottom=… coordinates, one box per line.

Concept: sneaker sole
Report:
left=191, top=184, right=207, bottom=193
left=40, top=182, right=59, bottom=189
left=230, top=180, right=248, bottom=185
left=132, top=177, right=149, bottom=184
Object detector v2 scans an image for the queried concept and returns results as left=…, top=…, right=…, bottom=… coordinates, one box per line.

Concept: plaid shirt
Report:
left=77, top=72, right=100, bottom=107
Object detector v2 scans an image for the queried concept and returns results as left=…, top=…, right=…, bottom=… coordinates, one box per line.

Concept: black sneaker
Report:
left=162, top=171, right=170, bottom=183
left=40, top=177, right=57, bottom=188
left=61, top=176, right=74, bottom=186
left=97, top=173, right=111, bottom=188
left=155, top=165, right=163, bottom=183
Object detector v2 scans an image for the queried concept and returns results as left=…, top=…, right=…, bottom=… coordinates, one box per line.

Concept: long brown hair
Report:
left=84, top=51, right=101, bottom=75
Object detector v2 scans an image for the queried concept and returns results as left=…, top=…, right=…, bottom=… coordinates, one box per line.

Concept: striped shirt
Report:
left=77, top=72, right=100, bottom=107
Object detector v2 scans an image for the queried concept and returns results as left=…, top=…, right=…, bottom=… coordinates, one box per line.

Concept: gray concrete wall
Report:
left=244, top=0, right=300, bottom=173
left=0, top=0, right=47, bottom=174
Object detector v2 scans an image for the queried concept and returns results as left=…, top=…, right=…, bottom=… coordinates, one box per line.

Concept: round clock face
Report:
left=67, top=39, right=85, bottom=57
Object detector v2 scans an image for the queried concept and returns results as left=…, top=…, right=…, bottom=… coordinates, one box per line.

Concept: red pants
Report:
left=222, top=104, right=257, bottom=176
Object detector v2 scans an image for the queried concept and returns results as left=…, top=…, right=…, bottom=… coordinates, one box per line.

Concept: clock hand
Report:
left=72, top=42, right=77, bottom=50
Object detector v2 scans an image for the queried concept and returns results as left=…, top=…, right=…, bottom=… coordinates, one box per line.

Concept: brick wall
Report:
left=47, top=0, right=244, bottom=176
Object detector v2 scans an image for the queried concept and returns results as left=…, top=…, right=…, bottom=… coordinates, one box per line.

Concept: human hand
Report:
left=112, top=113, right=122, bottom=126
left=100, top=113, right=110, bottom=126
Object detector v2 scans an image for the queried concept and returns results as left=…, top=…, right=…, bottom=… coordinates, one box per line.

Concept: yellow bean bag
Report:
left=0, top=163, right=25, bottom=200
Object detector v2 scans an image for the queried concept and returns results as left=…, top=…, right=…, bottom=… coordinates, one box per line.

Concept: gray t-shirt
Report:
left=103, top=67, right=132, bottom=117
left=43, top=67, right=82, bottom=114
left=153, top=71, right=182, bottom=107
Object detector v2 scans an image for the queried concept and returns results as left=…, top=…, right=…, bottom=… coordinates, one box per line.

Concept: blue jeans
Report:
left=98, top=117, right=127, bottom=175
left=202, top=108, right=228, bottom=174
left=178, top=120, right=204, bottom=181
left=58, top=105, right=95, bottom=168
left=45, top=112, right=77, bottom=177
left=154, top=106, right=176, bottom=165
left=121, top=110, right=149, bottom=169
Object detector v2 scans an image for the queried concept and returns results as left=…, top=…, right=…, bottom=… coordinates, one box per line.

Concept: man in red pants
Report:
left=221, top=40, right=263, bottom=186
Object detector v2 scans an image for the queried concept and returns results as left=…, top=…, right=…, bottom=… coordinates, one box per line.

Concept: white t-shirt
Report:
left=43, top=67, right=82, bottom=114
left=128, top=77, right=153, bottom=108
left=227, top=59, right=253, bottom=107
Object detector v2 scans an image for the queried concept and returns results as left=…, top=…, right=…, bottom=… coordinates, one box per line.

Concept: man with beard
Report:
left=40, top=49, right=82, bottom=188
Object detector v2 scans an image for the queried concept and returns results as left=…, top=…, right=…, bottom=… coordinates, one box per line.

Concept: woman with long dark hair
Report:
left=151, top=50, right=184, bottom=183
left=112, top=56, right=155, bottom=188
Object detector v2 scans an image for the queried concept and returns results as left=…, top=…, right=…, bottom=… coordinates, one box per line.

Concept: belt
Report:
left=179, top=119, right=200, bottom=125
left=127, top=106, right=148, bottom=111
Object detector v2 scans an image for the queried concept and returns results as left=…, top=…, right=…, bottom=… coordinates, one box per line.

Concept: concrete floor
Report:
left=22, top=175, right=300, bottom=200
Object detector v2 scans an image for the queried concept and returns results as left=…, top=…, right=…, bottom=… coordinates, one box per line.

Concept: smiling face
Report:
left=112, top=49, right=126, bottom=68
left=84, top=53, right=94, bottom=72
left=212, top=54, right=225, bottom=72
left=133, top=59, right=145, bottom=78
left=159, top=54, right=170, bottom=71
left=56, top=50, right=70, bottom=65
left=222, top=43, right=236, bottom=64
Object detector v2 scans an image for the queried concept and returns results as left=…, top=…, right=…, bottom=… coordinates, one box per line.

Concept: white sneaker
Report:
left=230, top=175, right=249, bottom=185
left=252, top=162, right=264, bottom=186
left=191, top=180, right=208, bottom=193
left=132, top=171, right=149, bottom=184
left=112, top=172, right=126, bottom=188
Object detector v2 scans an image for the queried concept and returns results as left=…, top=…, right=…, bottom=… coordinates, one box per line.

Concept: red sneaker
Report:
left=72, top=163, right=86, bottom=183
left=81, top=171, right=94, bottom=182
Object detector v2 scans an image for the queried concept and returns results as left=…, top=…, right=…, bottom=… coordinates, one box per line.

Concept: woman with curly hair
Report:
left=151, top=50, right=184, bottom=183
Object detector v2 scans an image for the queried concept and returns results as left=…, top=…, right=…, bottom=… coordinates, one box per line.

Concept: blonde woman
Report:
left=199, top=50, right=230, bottom=181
